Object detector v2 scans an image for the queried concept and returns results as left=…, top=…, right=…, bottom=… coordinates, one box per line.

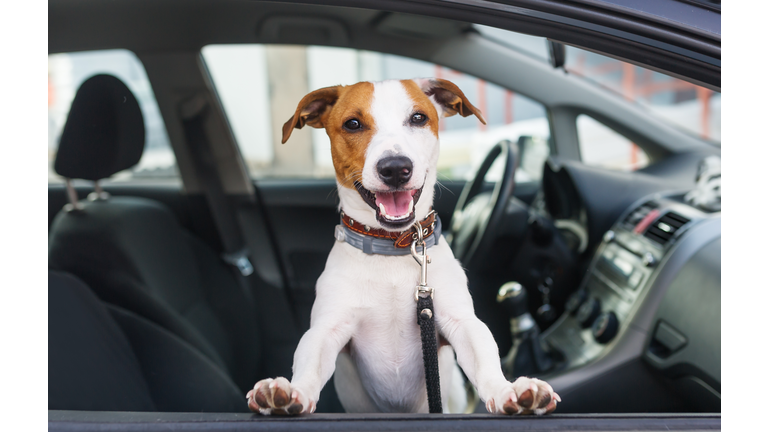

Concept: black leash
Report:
left=417, top=295, right=442, bottom=413
left=411, top=219, right=442, bottom=413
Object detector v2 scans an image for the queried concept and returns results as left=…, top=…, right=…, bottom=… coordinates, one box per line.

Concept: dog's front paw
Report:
left=246, top=377, right=315, bottom=415
left=485, top=377, right=560, bottom=415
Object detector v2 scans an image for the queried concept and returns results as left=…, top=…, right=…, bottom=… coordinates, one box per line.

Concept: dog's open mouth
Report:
left=354, top=181, right=423, bottom=229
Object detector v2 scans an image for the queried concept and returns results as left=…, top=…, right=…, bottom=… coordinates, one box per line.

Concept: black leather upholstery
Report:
left=49, top=271, right=248, bottom=412
left=54, top=74, right=145, bottom=181
left=48, top=197, right=264, bottom=393
left=49, top=271, right=156, bottom=412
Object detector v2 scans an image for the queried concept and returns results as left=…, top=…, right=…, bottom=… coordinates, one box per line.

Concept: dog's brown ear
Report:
left=416, top=78, right=487, bottom=125
left=282, top=86, right=341, bottom=144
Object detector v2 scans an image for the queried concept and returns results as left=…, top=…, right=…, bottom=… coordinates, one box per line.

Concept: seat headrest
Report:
left=54, top=74, right=145, bottom=181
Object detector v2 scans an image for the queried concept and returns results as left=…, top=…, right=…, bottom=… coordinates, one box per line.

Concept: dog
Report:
left=246, top=78, right=559, bottom=415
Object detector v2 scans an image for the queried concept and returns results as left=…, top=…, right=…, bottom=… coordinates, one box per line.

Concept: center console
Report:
left=540, top=193, right=709, bottom=371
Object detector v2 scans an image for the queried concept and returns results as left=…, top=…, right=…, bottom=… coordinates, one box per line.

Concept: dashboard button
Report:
left=628, top=271, right=643, bottom=289
left=576, top=298, right=601, bottom=328
left=642, top=252, right=657, bottom=267
left=592, top=312, right=619, bottom=344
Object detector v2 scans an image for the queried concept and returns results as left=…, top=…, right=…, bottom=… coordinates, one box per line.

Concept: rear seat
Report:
left=47, top=74, right=341, bottom=412
left=49, top=271, right=246, bottom=412
left=47, top=74, right=268, bottom=394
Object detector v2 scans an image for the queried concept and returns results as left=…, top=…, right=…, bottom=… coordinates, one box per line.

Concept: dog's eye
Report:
left=344, top=119, right=362, bottom=131
left=410, top=113, right=428, bottom=125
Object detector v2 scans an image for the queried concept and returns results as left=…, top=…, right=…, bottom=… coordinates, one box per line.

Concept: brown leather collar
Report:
left=341, top=210, right=438, bottom=248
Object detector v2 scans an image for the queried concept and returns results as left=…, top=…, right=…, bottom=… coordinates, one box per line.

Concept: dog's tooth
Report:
left=408, top=199, right=413, bottom=214
left=379, top=203, right=387, bottom=216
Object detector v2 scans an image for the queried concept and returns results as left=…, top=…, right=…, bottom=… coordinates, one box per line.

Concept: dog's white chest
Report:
left=317, top=241, right=439, bottom=411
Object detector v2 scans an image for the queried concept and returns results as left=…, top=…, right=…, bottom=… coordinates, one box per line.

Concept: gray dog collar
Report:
left=334, top=215, right=442, bottom=255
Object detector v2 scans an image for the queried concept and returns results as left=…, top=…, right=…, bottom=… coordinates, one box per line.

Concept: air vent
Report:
left=644, top=212, right=690, bottom=245
left=624, top=201, right=659, bottom=228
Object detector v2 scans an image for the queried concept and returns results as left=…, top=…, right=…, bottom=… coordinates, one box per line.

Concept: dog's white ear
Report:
left=415, top=78, right=487, bottom=125
left=282, top=86, right=341, bottom=144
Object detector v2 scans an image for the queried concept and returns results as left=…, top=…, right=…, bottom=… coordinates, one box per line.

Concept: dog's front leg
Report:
left=437, top=302, right=559, bottom=415
left=248, top=300, right=357, bottom=415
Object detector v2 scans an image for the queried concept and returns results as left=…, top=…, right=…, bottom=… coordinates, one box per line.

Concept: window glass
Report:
left=48, top=50, right=177, bottom=183
left=473, top=25, right=720, bottom=146
left=201, top=45, right=550, bottom=182
left=474, top=25, right=549, bottom=62
left=577, top=115, right=649, bottom=171
left=564, top=46, right=720, bottom=145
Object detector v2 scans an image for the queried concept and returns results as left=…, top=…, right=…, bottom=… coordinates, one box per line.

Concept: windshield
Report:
left=476, top=25, right=721, bottom=145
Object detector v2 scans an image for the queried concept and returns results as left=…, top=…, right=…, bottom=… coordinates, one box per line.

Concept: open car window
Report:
left=577, top=114, right=650, bottom=171
left=475, top=25, right=720, bottom=147
left=201, top=44, right=550, bottom=183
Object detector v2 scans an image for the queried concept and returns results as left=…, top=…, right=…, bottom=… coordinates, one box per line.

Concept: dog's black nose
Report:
left=377, top=156, right=413, bottom=187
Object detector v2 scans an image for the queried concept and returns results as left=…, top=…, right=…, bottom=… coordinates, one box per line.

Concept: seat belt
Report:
left=180, top=99, right=254, bottom=281
left=179, top=96, right=300, bottom=379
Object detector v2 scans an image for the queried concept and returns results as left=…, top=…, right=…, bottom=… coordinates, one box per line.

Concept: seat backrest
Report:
left=49, top=271, right=156, bottom=412
left=49, top=271, right=247, bottom=412
left=48, top=74, right=263, bottom=393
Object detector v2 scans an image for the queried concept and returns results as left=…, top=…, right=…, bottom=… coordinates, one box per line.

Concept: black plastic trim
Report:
left=285, top=0, right=720, bottom=89
left=48, top=0, right=721, bottom=89
left=446, top=0, right=719, bottom=59
left=536, top=0, right=720, bottom=41
left=49, top=411, right=721, bottom=432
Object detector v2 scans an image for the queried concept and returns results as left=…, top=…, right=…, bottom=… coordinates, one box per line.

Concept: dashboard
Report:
left=532, top=158, right=721, bottom=413
left=542, top=195, right=720, bottom=410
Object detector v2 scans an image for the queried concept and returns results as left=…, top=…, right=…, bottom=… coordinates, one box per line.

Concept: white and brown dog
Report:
left=246, top=78, right=559, bottom=415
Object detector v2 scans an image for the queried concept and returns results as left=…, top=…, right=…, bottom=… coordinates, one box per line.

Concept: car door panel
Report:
left=254, top=178, right=540, bottom=330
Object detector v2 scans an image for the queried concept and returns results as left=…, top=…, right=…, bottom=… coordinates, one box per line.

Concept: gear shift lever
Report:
left=497, top=282, right=536, bottom=335
left=497, top=282, right=561, bottom=379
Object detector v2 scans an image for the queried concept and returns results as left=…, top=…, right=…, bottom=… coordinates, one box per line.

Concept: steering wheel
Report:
left=449, top=139, right=518, bottom=267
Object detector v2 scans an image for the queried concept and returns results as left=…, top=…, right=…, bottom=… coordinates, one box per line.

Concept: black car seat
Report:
left=47, top=74, right=267, bottom=397
left=49, top=270, right=246, bottom=412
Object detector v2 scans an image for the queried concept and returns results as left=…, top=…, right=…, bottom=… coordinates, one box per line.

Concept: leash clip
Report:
left=411, top=221, right=433, bottom=301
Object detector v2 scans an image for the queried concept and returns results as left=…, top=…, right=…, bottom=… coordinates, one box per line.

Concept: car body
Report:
left=47, top=0, right=721, bottom=430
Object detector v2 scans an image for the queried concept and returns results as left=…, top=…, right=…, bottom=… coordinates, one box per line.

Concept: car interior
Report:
left=48, top=0, right=721, bottom=428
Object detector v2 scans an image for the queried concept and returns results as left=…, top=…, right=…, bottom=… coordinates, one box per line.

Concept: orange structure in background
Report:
left=622, top=63, right=640, bottom=168
left=697, top=87, right=712, bottom=140
left=505, top=90, right=515, bottom=125
left=477, top=79, right=487, bottom=131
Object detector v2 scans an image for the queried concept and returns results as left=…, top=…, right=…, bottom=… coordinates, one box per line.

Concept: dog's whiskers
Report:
left=340, top=170, right=363, bottom=188
left=328, top=170, right=363, bottom=200
left=434, top=179, right=455, bottom=199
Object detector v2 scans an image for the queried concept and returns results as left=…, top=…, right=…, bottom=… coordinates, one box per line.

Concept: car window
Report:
left=577, top=114, right=649, bottom=171
left=474, top=25, right=720, bottom=147
left=564, top=46, right=720, bottom=145
left=48, top=49, right=177, bottom=184
left=201, top=44, right=550, bottom=183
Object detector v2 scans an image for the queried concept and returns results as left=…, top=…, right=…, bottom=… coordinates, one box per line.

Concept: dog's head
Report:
left=282, top=78, right=486, bottom=231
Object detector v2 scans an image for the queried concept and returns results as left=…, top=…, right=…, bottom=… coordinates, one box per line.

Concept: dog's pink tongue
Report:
left=375, top=191, right=413, bottom=216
